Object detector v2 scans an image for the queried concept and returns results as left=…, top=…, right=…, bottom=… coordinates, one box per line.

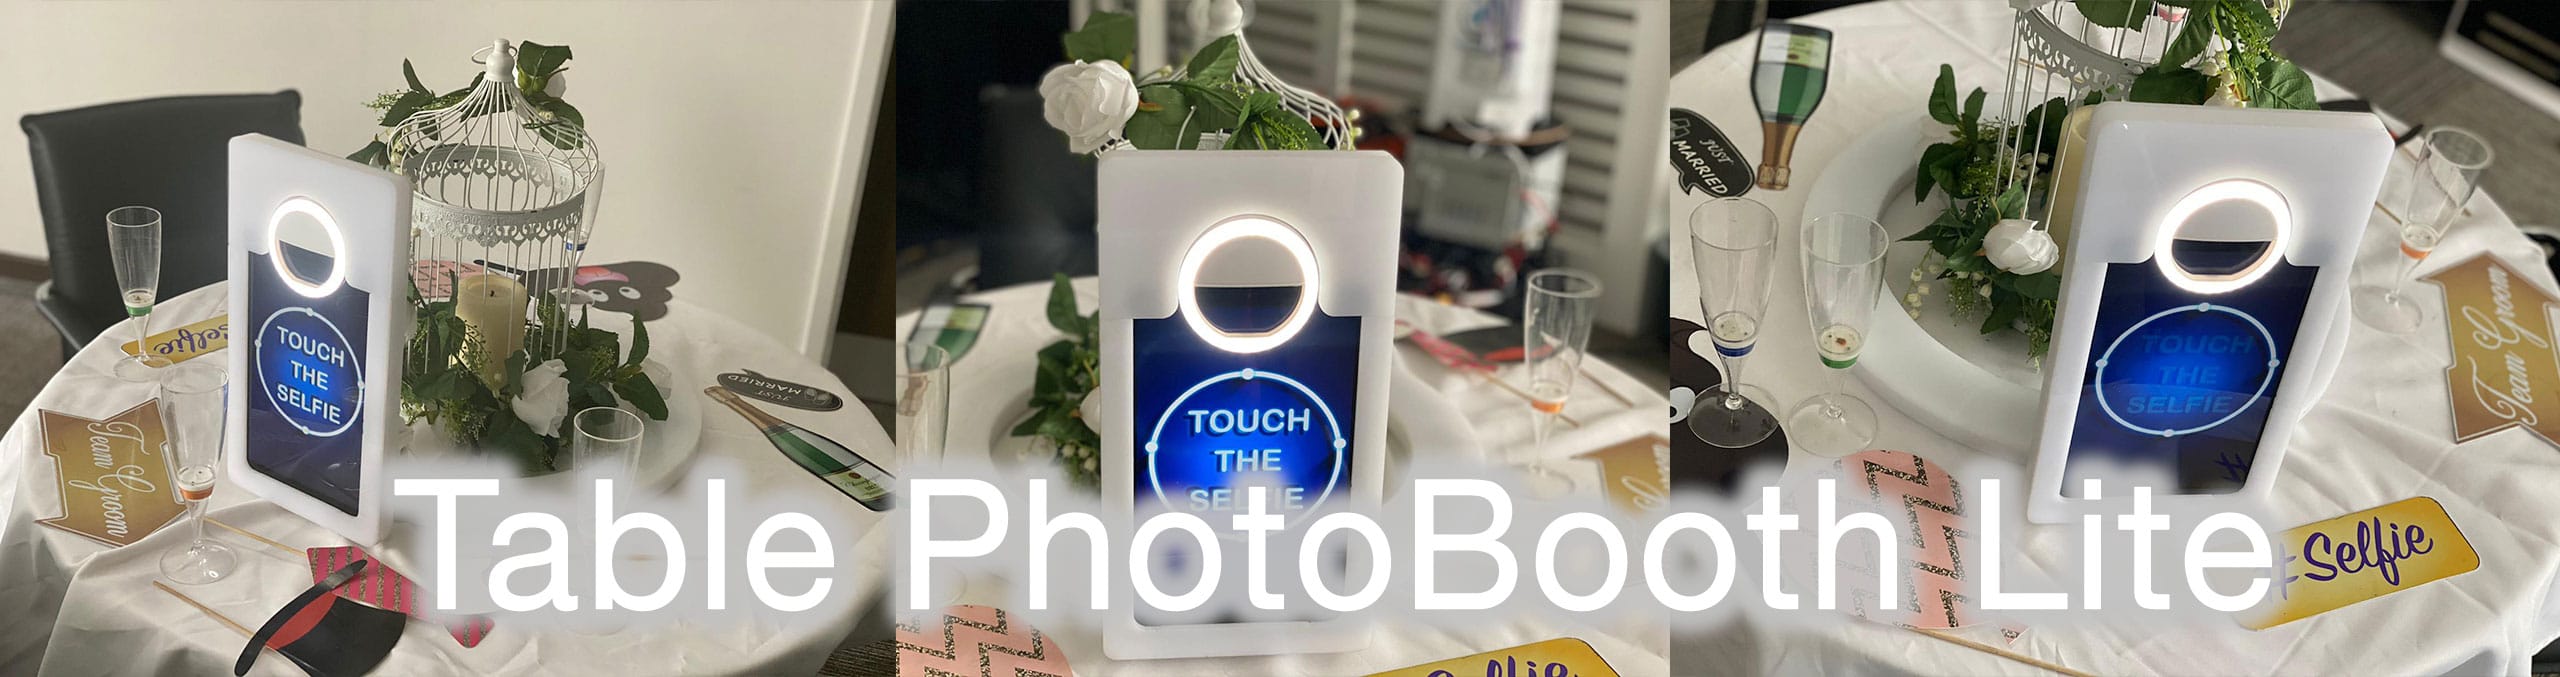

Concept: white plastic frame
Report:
left=1097, top=150, right=1401, bottom=660
left=2027, top=103, right=2389, bottom=525
left=225, top=134, right=410, bottom=545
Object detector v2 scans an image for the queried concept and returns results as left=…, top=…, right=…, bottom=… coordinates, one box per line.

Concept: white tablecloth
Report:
left=897, top=279, right=1671, bottom=676
left=0, top=283, right=892, bottom=675
left=1671, top=1, right=2560, bottom=674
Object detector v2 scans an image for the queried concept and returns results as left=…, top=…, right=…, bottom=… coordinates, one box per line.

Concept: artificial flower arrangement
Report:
left=1019, top=12, right=1333, bottom=487
left=401, top=284, right=667, bottom=474
left=1037, top=11, right=1326, bottom=154
left=355, top=43, right=662, bottom=473
left=1901, top=0, right=2313, bottom=359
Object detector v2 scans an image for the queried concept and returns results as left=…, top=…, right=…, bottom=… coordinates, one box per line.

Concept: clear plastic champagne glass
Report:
left=571, top=406, right=645, bottom=476
left=898, top=344, right=965, bottom=607
left=1788, top=213, right=1890, bottom=456
left=2355, top=126, right=2492, bottom=334
left=108, top=206, right=173, bottom=381
left=157, top=362, right=234, bottom=584
left=1688, top=198, right=1783, bottom=448
left=1519, top=269, right=1601, bottom=495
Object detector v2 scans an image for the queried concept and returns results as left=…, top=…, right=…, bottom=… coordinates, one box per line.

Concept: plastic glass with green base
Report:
left=108, top=205, right=174, bottom=381
left=1789, top=212, right=1889, bottom=457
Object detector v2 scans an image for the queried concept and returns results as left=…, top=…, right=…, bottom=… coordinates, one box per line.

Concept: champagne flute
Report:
left=1687, top=198, right=1783, bottom=448
left=2355, top=126, right=2492, bottom=334
left=157, top=362, right=234, bottom=584
left=898, top=344, right=965, bottom=607
left=1518, top=269, right=1601, bottom=495
left=108, top=206, right=173, bottom=381
left=1789, top=213, right=1890, bottom=456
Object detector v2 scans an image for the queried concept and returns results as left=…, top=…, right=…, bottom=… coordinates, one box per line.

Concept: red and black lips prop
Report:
left=236, top=560, right=406, bottom=676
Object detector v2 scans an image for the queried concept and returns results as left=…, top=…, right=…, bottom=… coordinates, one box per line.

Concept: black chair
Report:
left=973, top=85, right=1097, bottom=290
left=21, top=90, right=304, bottom=359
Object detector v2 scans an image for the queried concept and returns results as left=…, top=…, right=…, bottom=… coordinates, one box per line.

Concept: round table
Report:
left=1671, top=1, right=2560, bottom=674
left=896, top=278, right=1670, bottom=675
left=0, top=282, right=892, bottom=675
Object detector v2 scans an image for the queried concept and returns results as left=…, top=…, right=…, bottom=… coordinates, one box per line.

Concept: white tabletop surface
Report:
left=897, top=278, right=1671, bottom=676
left=1671, top=1, right=2560, bottom=674
left=0, top=282, right=892, bottom=675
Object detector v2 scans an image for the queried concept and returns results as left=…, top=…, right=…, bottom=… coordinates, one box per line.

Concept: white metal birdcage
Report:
left=1995, top=0, right=2284, bottom=222
left=390, top=39, right=605, bottom=366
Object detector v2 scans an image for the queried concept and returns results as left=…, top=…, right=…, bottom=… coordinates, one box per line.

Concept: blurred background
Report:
left=0, top=1, right=900, bottom=424
left=893, top=0, right=1672, bottom=391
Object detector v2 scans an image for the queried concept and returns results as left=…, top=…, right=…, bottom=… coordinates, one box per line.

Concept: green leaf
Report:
left=2077, top=0, right=2155, bottom=29
left=1009, top=409, right=1054, bottom=437
left=1994, top=183, right=2029, bottom=220
left=1064, top=11, right=1137, bottom=64
left=1980, top=295, right=2025, bottom=334
left=402, top=59, right=429, bottom=94
left=1124, top=84, right=1199, bottom=150
left=1225, top=91, right=1323, bottom=150
left=380, top=90, right=434, bottom=126
left=1044, top=273, right=1084, bottom=334
left=1162, top=80, right=1243, bottom=131
left=2157, top=10, right=2214, bottom=69
left=517, top=41, right=572, bottom=78
left=2253, top=59, right=2318, bottom=110
left=2128, top=66, right=2212, bottom=105
left=2011, top=271, right=2062, bottom=300
left=1915, top=143, right=1961, bottom=202
left=347, top=141, right=388, bottom=166
left=1185, top=35, right=1240, bottom=83
left=614, top=378, right=669, bottom=420
left=1928, top=65, right=1958, bottom=125
left=624, top=320, right=650, bottom=369
left=1960, top=89, right=1985, bottom=136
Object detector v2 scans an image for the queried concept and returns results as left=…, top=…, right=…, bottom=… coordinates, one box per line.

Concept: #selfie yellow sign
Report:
left=1369, top=638, right=1620, bottom=677
left=2250, top=496, right=2478, bottom=629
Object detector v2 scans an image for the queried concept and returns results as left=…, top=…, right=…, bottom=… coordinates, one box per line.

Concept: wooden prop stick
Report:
left=154, top=581, right=251, bottom=638
left=205, top=518, right=298, bottom=555
left=1910, top=628, right=2092, bottom=677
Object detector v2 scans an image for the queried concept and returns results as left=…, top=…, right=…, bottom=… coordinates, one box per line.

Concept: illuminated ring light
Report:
left=256, top=307, right=364, bottom=438
left=1175, top=215, right=1320, bottom=354
left=1142, top=367, right=1347, bottom=523
left=266, top=196, right=349, bottom=298
left=2153, top=179, right=2292, bottom=295
left=2092, top=302, right=2279, bottom=438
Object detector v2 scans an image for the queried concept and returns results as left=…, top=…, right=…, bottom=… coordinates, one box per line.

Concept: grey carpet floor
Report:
left=0, top=277, right=65, bottom=426
left=2279, top=2, right=2560, bottom=228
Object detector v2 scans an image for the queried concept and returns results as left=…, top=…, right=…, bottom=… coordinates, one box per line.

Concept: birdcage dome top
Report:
left=391, top=40, right=604, bottom=248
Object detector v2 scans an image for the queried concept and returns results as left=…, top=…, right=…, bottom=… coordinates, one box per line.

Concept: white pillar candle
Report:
left=454, top=272, right=528, bottom=388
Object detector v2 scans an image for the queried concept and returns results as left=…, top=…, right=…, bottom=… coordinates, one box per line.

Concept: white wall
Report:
left=0, top=1, right=892, bottom=357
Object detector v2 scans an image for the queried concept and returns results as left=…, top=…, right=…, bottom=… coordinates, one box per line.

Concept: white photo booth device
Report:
left=1097, top=150, right=1399, bottom=660
left=226, top=134, right=411, bottom=544
left=2027, top=104, right=2389, bottom=524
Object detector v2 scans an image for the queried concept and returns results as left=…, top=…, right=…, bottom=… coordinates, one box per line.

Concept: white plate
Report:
left=394, top=358, right=702, bottom=488
left=1802, top=109, right=2042, bottom=456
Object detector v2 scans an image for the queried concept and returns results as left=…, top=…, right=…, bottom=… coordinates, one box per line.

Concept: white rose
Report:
left=2205, top=70, right=2247, bottom=107
left=1984, top=218, right=2060, bottom=274
left=1039, top=60, right=1140, bottom=154
left=1077, top=385, right=1106, bottom=436
left=511, top=359, right=572, bottom=434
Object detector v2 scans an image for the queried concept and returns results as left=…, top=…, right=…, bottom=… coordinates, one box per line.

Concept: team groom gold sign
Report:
left=36, top=401, right=183, bottom=547
left=2428, top=253, right=2560, bottom=446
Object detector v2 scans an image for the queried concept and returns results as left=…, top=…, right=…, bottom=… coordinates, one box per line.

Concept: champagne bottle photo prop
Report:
left=706, top=388, right=896, bottom=511
left=1750, top=22, right=1832, bottom=190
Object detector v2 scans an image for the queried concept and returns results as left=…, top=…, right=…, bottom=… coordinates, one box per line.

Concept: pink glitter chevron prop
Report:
left=307, top=546, right=494, bottom=648
left=896, top=605, right=1072, bottom=677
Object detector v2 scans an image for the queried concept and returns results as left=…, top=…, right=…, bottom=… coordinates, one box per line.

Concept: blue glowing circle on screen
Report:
left=1143, top=367, right=1347, bottom=518
left=2093, top=303, right=2278, bottom=437
left=255, top=307, right=364, bottom=437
